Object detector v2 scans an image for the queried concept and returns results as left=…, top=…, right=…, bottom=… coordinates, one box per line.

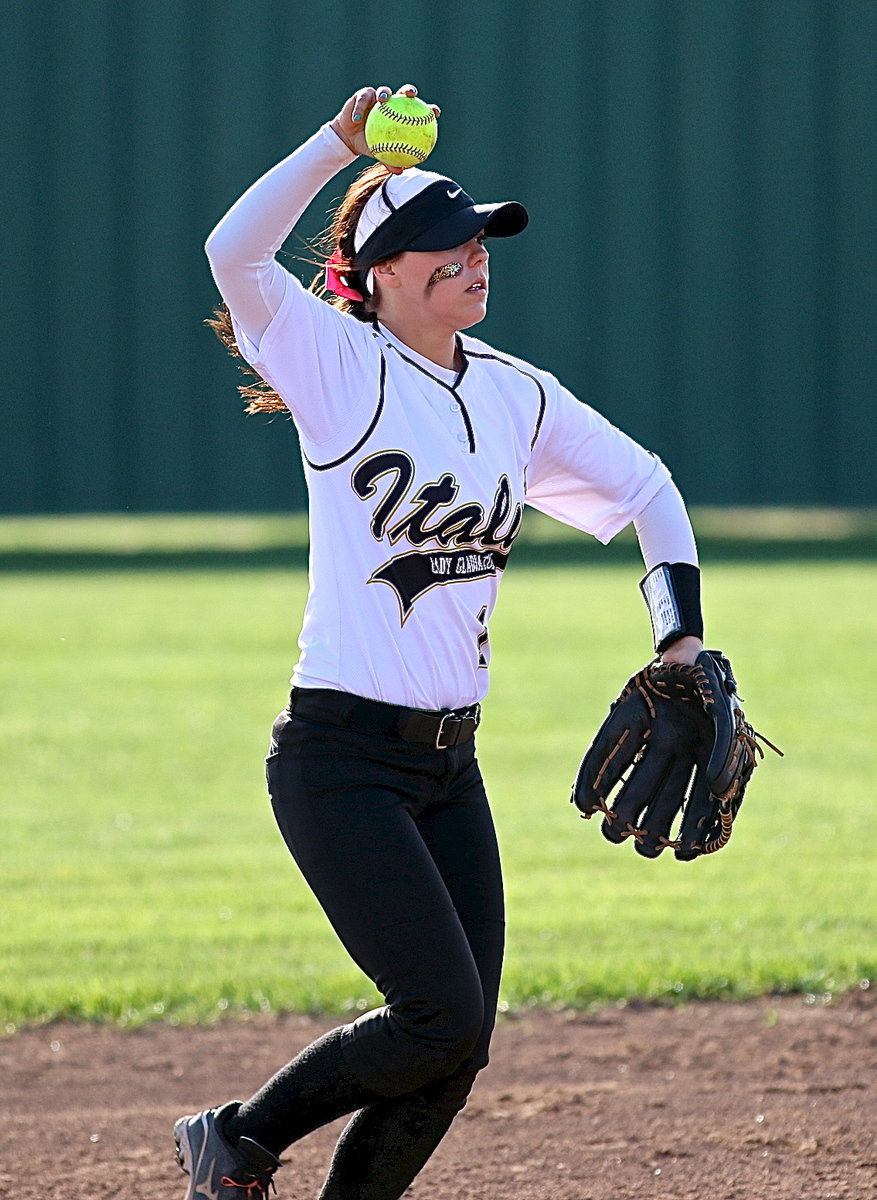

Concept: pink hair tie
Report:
left=325, top=250, right=364, bottom=302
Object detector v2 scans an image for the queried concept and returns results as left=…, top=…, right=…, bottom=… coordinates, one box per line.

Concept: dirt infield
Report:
left=2, top=989, right=873, bottom=1200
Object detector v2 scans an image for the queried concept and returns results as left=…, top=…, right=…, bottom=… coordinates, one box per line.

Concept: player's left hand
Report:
left=660, top=634, right=704, bottom=666
left=571, top=650, right=781, bottom=860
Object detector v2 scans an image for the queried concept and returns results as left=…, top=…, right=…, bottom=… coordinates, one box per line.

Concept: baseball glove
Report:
left=571, top=650, right=781, bottom=861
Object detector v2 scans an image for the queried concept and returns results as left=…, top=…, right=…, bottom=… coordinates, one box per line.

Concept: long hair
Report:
left=206, top=161, right=394, bottom=415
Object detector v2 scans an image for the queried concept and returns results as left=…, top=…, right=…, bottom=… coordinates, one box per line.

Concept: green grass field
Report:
left=1, top=516, right=874, bottom=1028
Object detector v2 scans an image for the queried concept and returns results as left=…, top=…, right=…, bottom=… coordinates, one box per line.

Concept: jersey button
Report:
left=449, top=402, right=460, bottom=412
left=457, top=432, right=468, bottom=444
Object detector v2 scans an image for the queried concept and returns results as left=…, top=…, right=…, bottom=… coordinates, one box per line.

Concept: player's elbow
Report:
left=204, top=224, right=232, bottom=270
left=204, top=214, right=255, bottom=274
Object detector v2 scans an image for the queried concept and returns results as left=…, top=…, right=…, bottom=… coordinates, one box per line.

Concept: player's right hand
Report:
left=330, top=84, right=440, bottom=173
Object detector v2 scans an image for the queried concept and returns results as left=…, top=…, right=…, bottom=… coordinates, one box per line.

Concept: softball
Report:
left=365, top=94, right=438, bottom=169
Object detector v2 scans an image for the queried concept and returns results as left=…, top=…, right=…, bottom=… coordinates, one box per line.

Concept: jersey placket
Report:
left=385, top=341, right=477, bottom=454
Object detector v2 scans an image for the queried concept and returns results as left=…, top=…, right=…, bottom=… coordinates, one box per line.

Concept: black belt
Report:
left=288, top=688, right=481, bottom=750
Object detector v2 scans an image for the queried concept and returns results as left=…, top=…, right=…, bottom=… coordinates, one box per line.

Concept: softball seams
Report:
left=369, top=141, right=429, bottom=161
left=377, top=108, right=436, bottom=127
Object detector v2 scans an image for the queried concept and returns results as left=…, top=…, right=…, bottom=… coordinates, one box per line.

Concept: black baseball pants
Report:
left=228, top=693, right=505, bottom=1200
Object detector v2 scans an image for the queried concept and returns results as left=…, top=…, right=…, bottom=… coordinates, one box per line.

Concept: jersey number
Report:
left=477, top=606, right=490, bottom=669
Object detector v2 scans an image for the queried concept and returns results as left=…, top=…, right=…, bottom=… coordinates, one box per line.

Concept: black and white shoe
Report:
left=174, top=1101, right=281, bottom=1199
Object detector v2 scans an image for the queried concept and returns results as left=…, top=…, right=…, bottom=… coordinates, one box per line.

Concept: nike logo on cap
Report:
left=446, top=186, right=463, bottom=200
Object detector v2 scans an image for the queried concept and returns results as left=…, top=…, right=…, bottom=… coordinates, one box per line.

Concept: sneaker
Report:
left=174, top=1101, right=281, bottom=1199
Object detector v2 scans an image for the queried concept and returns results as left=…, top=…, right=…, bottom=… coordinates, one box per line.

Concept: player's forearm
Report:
left=633, top=480, right=698, bottom=569
left=634, top=482, right=703, bottom=662
left=204, top=124, right=356, bottom=337
left=206, top=123, right=355, bottom=269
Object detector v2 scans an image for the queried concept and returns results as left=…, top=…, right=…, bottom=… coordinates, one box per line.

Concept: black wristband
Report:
left=639, top=562, right=704, bottom=653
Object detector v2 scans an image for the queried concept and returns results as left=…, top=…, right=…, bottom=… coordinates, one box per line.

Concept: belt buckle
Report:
left=435, top=712, right=458, bottom=750
left=435, top=704, right=481, bottom=750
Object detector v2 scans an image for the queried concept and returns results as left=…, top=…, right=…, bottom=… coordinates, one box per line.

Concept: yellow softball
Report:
left=365, top=94, right=438, bottom=169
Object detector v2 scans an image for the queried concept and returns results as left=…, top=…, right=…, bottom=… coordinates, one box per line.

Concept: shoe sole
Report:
left=173, top=1117, right=193, bottom=1177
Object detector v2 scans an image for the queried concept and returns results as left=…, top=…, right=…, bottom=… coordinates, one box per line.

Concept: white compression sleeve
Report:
left=633, top=480, right=698, bottom=570
left=204, top=124, right=356, bottom=345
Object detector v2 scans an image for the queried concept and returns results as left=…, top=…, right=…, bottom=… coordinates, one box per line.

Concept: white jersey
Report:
left=209, top=127, right=675, bottom=710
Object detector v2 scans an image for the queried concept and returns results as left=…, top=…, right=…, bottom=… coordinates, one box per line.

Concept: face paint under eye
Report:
left=427, top=262, right=463, bottom=286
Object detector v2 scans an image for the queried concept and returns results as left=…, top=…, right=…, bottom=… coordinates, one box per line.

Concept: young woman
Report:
left=175, top=83, right=704, bottom=1200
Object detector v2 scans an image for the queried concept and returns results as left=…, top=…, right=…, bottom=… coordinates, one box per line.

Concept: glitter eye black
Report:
left=427, top=262, right=463, bottom=286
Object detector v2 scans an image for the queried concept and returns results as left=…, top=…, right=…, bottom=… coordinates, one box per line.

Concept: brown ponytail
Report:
left=206, top=161, right=394, bottom=416
left=204, top=305, right=287, bottom=414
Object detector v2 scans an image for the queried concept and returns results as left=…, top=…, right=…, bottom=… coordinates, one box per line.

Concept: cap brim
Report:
left=405, top=200, right=529, bottom=253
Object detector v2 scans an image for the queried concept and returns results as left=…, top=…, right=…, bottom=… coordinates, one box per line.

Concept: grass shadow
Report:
left=0, top=509, right=874, bottom=571
left=0, top=535, right=875, bottom=574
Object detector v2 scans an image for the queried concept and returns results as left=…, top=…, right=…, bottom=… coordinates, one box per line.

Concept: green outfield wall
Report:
left=3, top=0, right=875, bottom=513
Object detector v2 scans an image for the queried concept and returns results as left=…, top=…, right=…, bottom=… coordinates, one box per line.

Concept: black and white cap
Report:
left=352, top=168, right=528, bottom=270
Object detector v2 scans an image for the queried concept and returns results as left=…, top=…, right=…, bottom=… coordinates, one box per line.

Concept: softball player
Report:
left=174, top=84, right=704, bottom=1200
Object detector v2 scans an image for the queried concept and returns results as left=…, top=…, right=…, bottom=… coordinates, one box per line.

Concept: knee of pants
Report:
left=396, top=983, right=485, bottom=1073
left=348, top=987, right=485, bottom=1097
left=413, top=1051, right=488, bottom=1119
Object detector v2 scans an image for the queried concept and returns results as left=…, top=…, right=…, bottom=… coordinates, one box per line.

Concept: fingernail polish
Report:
left=353, top=113, right=362, bottom=121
